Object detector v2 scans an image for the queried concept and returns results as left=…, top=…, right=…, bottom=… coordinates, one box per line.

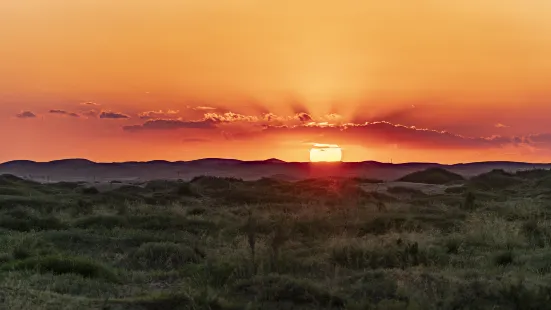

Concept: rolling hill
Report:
left=0, top=158, right=550, bottom=183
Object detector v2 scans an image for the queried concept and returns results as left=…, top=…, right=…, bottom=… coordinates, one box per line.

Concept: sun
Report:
left=309, top=144, right=342, bottom=162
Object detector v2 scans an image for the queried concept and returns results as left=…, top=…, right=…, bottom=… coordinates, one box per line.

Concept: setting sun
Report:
left=309, top=144, right=342, bottom=162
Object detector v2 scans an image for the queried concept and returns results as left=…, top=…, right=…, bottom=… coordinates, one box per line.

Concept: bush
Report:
left=0, top=207, right=66, bottom=231
left=330, top=240, right=447, bottom=269
left=462, top=192, right=476, bottom=210
left=130, top=242, right=201, bottom=270
left=175, top=183, right=200, bottom=197
left=1, top=255, right=119, bottom=282
left=494, top=251, right=515, bottom=266
left=73, top=214, right=128, bottom=229
left=12, top=237, right=57, bottom=259
left=387, top=186, right=426, bottom=197
left=232, top=274, right=345, bottom=307
left=81, top=187, right=100, bottom=195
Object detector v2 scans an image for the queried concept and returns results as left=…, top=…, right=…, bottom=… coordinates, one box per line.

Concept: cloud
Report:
left=203, top=112, right=258, bottom=123
left=139, top=110, right=179, bottom=120
left=16, top=111, right=36, bottom=119
left=294, top=112, right=313, bottom=122
left=82, top=110, right=98, bottom=118
left=123, top=119, right=216, bottom=131
left=495, top=123, right=510, bottom=128
left=235, top=121, right=525, bottom=150
left=99, top=111, right=130, bottom=119
left=49, top=110, right=80, bottom=117
left=124, top=112, right=260, bottom=132
left=182, top=138, right=210, bottom=143
left=192, top=106, right=217, bottom=111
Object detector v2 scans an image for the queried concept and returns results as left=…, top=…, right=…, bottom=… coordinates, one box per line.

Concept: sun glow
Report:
left=309, top=144, right=343, bottom=162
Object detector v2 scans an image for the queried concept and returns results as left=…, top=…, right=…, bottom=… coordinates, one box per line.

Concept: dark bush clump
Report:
left=174, top=183, right=200, bottom=197
left=0, top=207, right=66, bottom=231
left=130, top=242, right=201, bottom=270
left=1, top=255, right=119, bottom=282
left=232, top=274, right=345, bottom=308
left=73, top=214, right=128, bottom=229
left=82, top=187, right=100, bottom=195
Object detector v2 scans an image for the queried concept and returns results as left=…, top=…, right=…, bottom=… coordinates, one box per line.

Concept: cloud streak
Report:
left=139, top=110, right=179, bottom=120
left=49, top=110, right=79, bottom=117
left=100, top=111, right=130, bottom=119
left=123, top=119, right=216, bottom=131
left=16, top=111, right=37, bottom=119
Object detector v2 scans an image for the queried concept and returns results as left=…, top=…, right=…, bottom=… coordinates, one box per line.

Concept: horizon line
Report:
left=1, top=157, right=551, bottom=166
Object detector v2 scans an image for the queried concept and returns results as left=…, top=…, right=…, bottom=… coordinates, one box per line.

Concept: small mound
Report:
left=1, top=255, right=119, bottom=282
left=232, top=274, right=345, bottom=307
left=535, top=175, right=551, bottom=189
left=190, top=176, right=244, bottom=190
left=397, top=168, right=464, bottom=184
left=0, top=174, right=26, bottom=185
left=0, top=174, right=39, bottom=187
left=469, top=169, right=523, bottom=190
left=129, top=242, right=201, bottom=270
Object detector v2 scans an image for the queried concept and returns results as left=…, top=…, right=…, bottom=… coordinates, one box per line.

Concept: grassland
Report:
left=1, top=169, right=551, bottom=309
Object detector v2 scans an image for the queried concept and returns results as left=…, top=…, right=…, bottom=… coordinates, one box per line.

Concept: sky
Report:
left=2, top=0, right=551, bottom=163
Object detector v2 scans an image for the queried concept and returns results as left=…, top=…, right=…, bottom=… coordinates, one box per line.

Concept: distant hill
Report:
left=0, top=158, right=550, bottom=183
left=397, top=167, right=465, bottom=184
left=469, top=169, right=524, bottom=190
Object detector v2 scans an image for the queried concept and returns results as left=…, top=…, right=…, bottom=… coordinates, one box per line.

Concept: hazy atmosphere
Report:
left=3, top=1, right=551, bottom=163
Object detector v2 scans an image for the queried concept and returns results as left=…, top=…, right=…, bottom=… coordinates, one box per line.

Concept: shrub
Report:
left=186, top=207, right=207, bottom=216
left=73, top=214, right=128, bottom=229
left=522, top=219, right=549, bottom=248
left=342, top=271, right=402, bottom=303
left=0, top=207, right=66, bottom=231
left=462, top=192, right=476, bottom=210
left=175, top=183, right=200, bottom=197
left=330, top=240, right=447, bottom=270
left=387, top=186, right=426, bottom=197
left=81, top=187, right=99, bottom=195
left=494, top=251, right=515, bottom=266
left=110, top=293, right=193, bottom=310
left=1, top=255, right=119, bottom=282
left=232, top=274, right=345, bottom=307
left=12, top=237, right=57, bottom=260
left=126, top=213, right=216, bottom=233
left=445, top=186, right=467, bottom=194
left=130, top=242, right=201, bottom=270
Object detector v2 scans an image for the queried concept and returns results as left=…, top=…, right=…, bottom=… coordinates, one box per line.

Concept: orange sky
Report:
left=2, top=1, right=551, bottom=163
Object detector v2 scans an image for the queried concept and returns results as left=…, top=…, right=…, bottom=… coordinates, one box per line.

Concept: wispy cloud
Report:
left=294, top=112, right=313, bottom=122
left=192, top=106, right=217, bottom=111
left=138, top=110, right=179, bottom=120
left=81, top=102, right=99, bottom=106
left=203, top=112, right=259, bottom=123
left=495, top=123, right=510, bottom=128
left=123, top=119, right=216, bottom=131
left=49, top=110, right=80, bottom=117
left=16, top=111, right=36, bottom=119
left=99, top=111, right=130, bottom=119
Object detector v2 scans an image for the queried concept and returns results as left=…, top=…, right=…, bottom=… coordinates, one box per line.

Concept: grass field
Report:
left=1, top=169, right=551, bottom=309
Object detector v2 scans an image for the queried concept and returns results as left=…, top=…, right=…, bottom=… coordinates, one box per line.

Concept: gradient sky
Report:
left=2, top=1, right=551, bottom=163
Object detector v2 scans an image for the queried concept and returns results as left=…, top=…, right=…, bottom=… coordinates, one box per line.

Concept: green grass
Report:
left=0, top=171, right=551, bottom=309
left=1, top=255, right=119, bottom=282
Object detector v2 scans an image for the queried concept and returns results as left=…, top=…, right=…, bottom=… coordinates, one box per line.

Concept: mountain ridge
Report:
left=1, top=158, right=550, bottom=183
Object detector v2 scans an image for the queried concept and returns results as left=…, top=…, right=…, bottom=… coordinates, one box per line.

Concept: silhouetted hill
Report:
left=469, top=169, right=524, bottom=190
left=0, top=158, right=550, bottom=183
left=397, top=168, right=465, bottom=184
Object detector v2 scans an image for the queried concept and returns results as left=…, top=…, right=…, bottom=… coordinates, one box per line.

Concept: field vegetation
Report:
left=1, top=168, right=551, bottom=309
